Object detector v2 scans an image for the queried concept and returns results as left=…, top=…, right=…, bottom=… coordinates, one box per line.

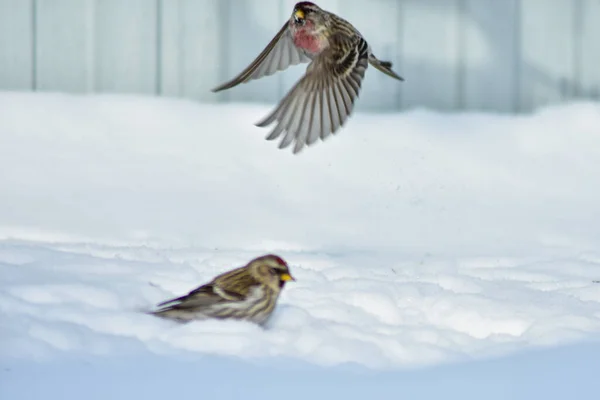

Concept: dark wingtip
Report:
left=292, top=143, right=304, bottom=154
left=256, top=113, right=277, bottom=128
left=211, top=80, right=238, bottom=93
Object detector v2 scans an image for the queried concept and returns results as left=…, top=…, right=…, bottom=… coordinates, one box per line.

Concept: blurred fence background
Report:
left=1, top=0, right=599, bottom=113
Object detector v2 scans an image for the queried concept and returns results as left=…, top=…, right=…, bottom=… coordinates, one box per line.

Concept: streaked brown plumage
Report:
left=150, top=254, right=295, bottom=325
left=212, top=1, right=404, bottom=154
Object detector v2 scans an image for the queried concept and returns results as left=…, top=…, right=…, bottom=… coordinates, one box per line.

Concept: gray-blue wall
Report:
left=1, top=0, right=599, bottom=113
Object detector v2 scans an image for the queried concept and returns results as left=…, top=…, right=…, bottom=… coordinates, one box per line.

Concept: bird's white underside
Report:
left=183, top=285, right=276, bottom=325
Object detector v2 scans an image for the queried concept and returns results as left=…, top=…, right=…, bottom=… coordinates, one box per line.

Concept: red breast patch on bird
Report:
left=293, top=31, right=323, bottom=54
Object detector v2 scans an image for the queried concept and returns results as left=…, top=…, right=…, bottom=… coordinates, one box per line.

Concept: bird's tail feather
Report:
left=368, top=55, right=404, bottom=82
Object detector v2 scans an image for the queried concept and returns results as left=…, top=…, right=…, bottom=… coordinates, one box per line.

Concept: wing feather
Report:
left=212, top=22, right=311, bottom=92
left=305, top=81, right=320, bottom=145
left=153, top=267, right=256, bottom=312
left=256, top=35, right=369, bottom=153
left=329, top=83, right=342, bottom=135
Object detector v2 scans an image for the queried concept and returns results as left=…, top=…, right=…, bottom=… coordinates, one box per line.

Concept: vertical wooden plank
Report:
left=160, top=0, right=222, bottom=102
left=0, top=0, right=33, bottom=90
left=342, top=0, right=402, bottom=111
left=224, top=0, right=282, bottom=103
left=579, top=0, right=600, bottom=99
left=399, top=0, right=462, bottom=111
left=519, top=0, right=575, bottom=111
left=94, top=0, right=157, bottom=94
left=36, top=0, right=91, bottom=92
left=463, top=0, right=519, bottom=112
left=159, top=0, right=180, bottom=98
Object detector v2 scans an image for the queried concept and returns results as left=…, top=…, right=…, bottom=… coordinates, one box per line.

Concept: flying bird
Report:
left=212, top=1, right=404, bottom=154
left=150, top=254, right=295, bottom=326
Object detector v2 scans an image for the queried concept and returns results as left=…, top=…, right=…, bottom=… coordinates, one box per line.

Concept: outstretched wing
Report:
left=255, top=34, right=370, bottom=154
left=212, top=22, right=311, bottom=92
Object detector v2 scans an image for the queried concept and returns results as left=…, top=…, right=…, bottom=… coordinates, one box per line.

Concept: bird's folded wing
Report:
left=155, top=284, right=220, bottom=309
left=212, top=22, right=311, bottom=92
left=255, top=35, right=370, bottom=154
left=155, top=282, right=245, bottom=310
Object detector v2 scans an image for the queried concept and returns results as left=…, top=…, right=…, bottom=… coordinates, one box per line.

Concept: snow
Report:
left=1, top=92, right=599, bottom=398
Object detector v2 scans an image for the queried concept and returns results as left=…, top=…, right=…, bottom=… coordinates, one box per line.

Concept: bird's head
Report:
left=291, top=2, right=324, bottom=28
left=250, top=254, right=296, bottom=290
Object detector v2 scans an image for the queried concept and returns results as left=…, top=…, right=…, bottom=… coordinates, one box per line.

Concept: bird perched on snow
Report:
left=150, top=254, right=295, bottom=325
left=212, top=1, right=404, bottom=154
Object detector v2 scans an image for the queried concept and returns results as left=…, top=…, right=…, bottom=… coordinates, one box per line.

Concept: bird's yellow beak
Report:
left=294, top=9, right=304, bottom=20
left=280, top=273, right=296, bottom=282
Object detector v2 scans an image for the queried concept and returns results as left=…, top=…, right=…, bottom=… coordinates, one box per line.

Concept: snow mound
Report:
left=0, top=93, right=599, bottom=370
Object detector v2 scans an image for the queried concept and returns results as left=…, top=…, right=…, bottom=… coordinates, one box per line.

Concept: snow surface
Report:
left=1, top=92, right=599, bottom=398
